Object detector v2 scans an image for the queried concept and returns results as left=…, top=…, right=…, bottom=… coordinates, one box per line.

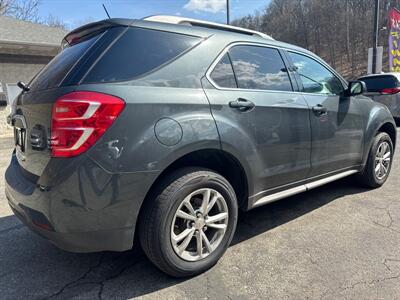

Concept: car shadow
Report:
left=232, top=176, right=369, bottom=246
left=0, top=176, right=369, bottom=299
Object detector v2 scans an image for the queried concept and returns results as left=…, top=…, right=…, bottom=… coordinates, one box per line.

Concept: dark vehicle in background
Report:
left=358, top=73, right=400, bottom=122
left=5, top=16, right=397, bottom=277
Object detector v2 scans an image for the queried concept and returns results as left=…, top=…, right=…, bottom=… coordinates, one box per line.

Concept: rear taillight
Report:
left=380, top=87, right=400, bottom=94
left=51, top=91, right=125, bottom=157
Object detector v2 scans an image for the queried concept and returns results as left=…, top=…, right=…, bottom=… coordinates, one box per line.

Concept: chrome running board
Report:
left=252, top=170, right=358, bottom=208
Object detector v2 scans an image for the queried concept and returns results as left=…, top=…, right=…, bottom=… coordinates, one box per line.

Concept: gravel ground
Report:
left=0, top=129, right=399, bottom=300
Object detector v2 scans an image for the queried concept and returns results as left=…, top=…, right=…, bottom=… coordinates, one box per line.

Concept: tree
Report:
left=1, top=1, right=70, bottom=30
left=45, top=14, right=68, bottom=30
left=72, top=17, right=95, bottom=29
left=1, top=0, right=40, bottom=22
left=232, top=0, right=400, bottom=79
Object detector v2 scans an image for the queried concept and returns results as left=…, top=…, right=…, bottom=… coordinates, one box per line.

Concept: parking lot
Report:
left=0, top=129, right=399, bottom=300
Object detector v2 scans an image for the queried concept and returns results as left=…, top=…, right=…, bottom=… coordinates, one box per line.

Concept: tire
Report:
left=139, top=168, right=238, bottom=277
left=356, top=132, right=394, bottom=188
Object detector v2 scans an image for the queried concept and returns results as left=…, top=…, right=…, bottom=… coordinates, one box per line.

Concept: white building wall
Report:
left=0, top=61, right=45, bottom=136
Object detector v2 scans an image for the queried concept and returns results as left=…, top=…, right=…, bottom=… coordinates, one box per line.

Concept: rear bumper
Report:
left=7, top=198, right=133, bottom=252
left=5, top=153, right=158, bottom=253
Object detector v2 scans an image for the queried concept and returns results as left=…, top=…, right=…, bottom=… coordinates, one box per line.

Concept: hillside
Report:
left=232, top=0, right=400, bottom=80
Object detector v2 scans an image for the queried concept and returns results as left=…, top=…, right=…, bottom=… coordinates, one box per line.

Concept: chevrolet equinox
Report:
left=5, top=16, right=397, bottom=277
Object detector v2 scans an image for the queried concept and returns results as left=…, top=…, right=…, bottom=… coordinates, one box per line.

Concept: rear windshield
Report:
left=29, top=34, right=100, bottom=91
left=359, top=75, right=399, bottom=92
left=81, top=27, right=201, bottom=83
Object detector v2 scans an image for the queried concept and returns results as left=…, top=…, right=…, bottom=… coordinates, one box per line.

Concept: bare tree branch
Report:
left=0, top=0, right=13, bottom=15
left=45, top=13, right=68, bottom=30
left=1, top=0, right=40, bottom=22
left=232, top=0, right=397, bottom=79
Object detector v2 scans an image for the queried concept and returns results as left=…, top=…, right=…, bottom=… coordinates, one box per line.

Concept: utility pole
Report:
left=226, top=0, right=230, bottom=25
left=372, top=0, right=380, bottom=74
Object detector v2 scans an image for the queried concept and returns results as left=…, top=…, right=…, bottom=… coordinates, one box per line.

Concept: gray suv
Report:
left=5, top=16, right=397, bottom=277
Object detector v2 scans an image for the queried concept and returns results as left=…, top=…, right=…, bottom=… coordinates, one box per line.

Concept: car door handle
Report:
left=312, top=104, right=327, bottom=116
left=229, top=98, right=255, bottom=111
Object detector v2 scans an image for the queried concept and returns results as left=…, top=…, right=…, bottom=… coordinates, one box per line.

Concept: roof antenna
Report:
left=102, top=3, right=111, bottom=19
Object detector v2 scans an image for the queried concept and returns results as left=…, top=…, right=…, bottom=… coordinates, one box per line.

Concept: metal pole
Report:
left=226, top=0, right=230, bottom=25
left=372, top=0, right=380, bottom=73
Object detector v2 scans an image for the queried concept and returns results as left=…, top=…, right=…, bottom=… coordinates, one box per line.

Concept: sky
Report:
left=39, top=0, right=271, bottom=29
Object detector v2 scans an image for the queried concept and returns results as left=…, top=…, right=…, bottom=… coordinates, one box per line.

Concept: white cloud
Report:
left=184, top=0, right=226, bottom=13
left=233, top=60, right=292, bottom=90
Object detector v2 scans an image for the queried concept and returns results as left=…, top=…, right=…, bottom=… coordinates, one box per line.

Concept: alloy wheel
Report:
left=170, top=188, right=229, bottom=262
left=374, top=141, right=391, bottom=180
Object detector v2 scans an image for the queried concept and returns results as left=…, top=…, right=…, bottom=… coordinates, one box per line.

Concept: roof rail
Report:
left=143, top=15, right=274, bottom=41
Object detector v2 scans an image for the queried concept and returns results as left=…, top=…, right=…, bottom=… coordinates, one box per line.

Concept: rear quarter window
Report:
left=359, top=76, right=399, bottom=92
left=210, top=53, right=237, bottom=88
left=82, top=27, right=201, bottom=83
left=29, top=34, right=100, bottom=91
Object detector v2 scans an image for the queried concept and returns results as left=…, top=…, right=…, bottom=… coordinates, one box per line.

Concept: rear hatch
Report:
left=10, top=21, right=129, bottom=177
left=11, top=18, right=203, bottom=179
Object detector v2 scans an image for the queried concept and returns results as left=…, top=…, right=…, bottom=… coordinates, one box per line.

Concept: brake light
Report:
left=51, top=91, right=125, bottom=157
left=380, top=87, right=400, bottom=94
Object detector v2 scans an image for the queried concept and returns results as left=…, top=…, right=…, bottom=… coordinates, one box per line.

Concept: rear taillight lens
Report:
left=380, top=87, right=400, bottom=94
left=51, top=91, right=125, bottom=157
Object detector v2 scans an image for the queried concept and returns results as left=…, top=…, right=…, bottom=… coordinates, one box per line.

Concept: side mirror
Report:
left=345, top=80, right=366, bottom=97
left=0, top=100, right=7, bottom=107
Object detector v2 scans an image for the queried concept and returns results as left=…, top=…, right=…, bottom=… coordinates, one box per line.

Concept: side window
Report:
left=210, top=53, right=237, bottom=88
left=288, top=52, right=344, bottom=95
left=228, top=45, right=292, bottom=91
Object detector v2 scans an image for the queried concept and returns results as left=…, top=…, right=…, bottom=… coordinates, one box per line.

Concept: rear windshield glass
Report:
left=359, top=76, right=399, bottom=92
left=29, top=34, right=100, bottom=91
left=82, top=27, right=201, bottom=83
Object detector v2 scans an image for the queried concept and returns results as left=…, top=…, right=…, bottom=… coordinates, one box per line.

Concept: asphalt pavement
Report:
left=0, top=130, right=399, bottom=299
